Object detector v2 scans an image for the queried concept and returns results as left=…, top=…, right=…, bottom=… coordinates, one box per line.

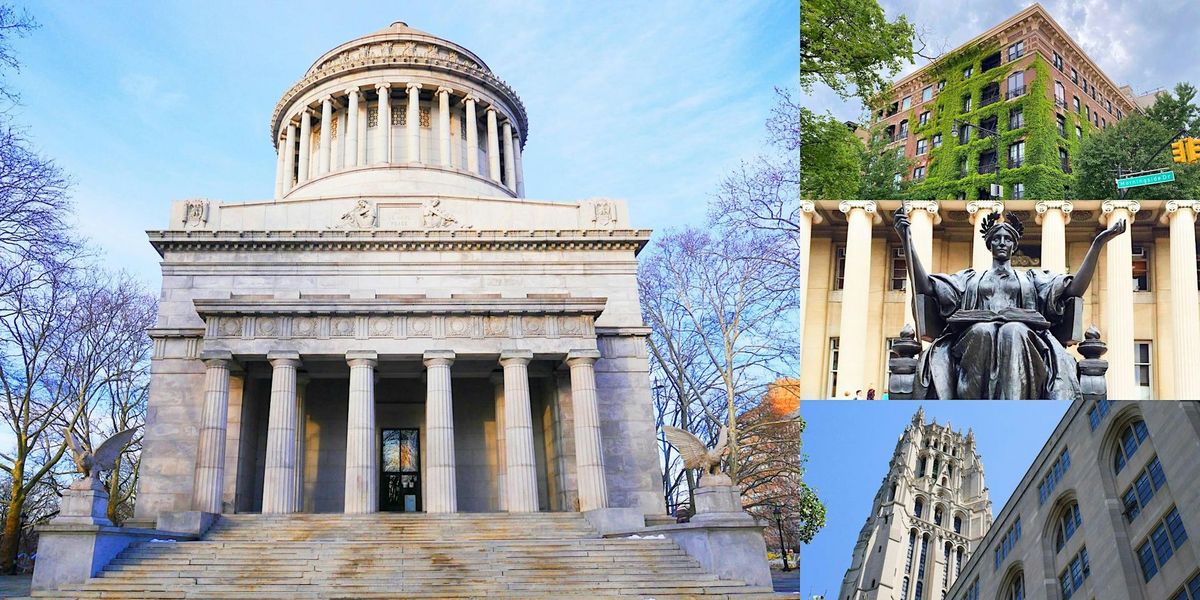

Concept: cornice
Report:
left=146, top=229, right=651, bottom=257
left=192, top=296, right=608, bottom=317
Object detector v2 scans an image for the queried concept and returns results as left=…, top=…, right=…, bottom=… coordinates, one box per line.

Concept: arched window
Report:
left=889, top=483, right=898, bottom=502
left=1004, top=572, right=1025, bottom=600
left=918, top=456, right=927, bottom=477
left=954, top=515, right=963, bottom=534
left=1055, top=502, right=1082, bottom=552
left=942, top=542, right=951, bottom=588
left=932, top=458, right=940, bottom=477
left=901, top=576, right=910, bottom=599
left=955, top=547, right=964, bottom=576
left=915, top=498, right=925, bottom=519
left=935, top=505, right=944, bottom=526
left=905, top=530, right=917, bottom=573
left=1113, top=419, right=1149, bottom=474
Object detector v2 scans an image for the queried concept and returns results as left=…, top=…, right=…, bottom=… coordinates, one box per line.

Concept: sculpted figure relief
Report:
left=894, top=207, right=1125, bottom=399
left=422, top=198, right=469, bottom=229
left=333, top=199, right=376, bottom=229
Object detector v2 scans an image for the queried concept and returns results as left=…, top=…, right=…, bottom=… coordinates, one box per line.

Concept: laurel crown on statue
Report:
left=980, top=211, right=1024, bottom=241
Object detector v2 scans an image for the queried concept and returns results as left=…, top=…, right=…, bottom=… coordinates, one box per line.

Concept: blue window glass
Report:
left=1148, top=456, right=1166, bottom=489
left=1121, top=428, right=1138, bottom=461
left=1136, top=471, right=1155, bottom=506
left=1116, top=450, right=1127, bottom=474
left=1189, top=571, right=1200, bottom=597
left=1089, top=407, right=1100, bottom=430
left=1123, top=488, right=1141, bottom=521
left=1139, top=541, right=1158, bottom=581
left=1080, top=548, right=1090, bottom=578
left=1166, top=507, right=1188, bottom=547
left=1152, top=522, right=1175, bottom=565
left=1134, top=419, right=1149, bottom=442
left=1070, top=553, right=1084, bottom=588
left=1061, top=572, right=1072, bottom=599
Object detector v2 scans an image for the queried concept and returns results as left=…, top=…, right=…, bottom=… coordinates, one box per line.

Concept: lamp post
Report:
left=773, top=506, right=792, bottom=572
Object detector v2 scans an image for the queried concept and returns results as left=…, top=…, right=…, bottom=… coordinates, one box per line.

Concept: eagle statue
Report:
left=65, top=428, right=139, bottom=481
left=662, top=425, right=732, bottom=487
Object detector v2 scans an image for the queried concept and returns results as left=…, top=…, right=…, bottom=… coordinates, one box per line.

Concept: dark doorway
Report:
left=381, top=428, right=421, bottom=512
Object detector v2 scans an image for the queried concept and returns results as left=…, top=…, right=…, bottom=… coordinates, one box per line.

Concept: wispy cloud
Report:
left=119, top=74, right=185, bottom=111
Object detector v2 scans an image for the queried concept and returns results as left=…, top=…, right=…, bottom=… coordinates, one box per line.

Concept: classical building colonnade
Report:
left=191, top=347, right=607, bottom=515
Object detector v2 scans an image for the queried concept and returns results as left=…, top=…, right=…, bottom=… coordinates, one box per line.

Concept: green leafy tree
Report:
left=801, top=0, right=917, bottom=99
left=858, top=125, right=913, bottom=199
left=1074, top=112, right=1200, bottom=200
left=800, top=108, right=862, bottom=199
left=1144, top=82, right=1200, bottom=135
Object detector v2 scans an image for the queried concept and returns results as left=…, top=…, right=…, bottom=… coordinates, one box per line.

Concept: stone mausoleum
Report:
left=135, top=20, right=664, bottom=523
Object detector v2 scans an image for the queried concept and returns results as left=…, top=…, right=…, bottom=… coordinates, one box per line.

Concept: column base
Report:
left=582, top=507, right=644, bottom=535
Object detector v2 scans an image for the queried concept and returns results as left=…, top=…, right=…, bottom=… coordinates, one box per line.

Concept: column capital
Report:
left=499, top=349, right=533, bottom=366
left=799, top=200, right=824, bottom=225
left=200, top=349, right=233, bottom=366
left=346, top=350, right=379, bottom=368
left=267, top=350, right=301, bottom=368
left=462, top=93, right=478, bottom=104
left=1100, top=200, right=1140, bottom=225
left=485, top=105, right=497, bottom=114
left=1035, top=200, right=1074, bottom=224
left=321, top=94, right=334, bottom=104
left=838, top=201, right=881, bottom=225
left=406, top=82, right=423, bottom=92
left=1162, top=200, right=1200, bottom=224
left=565, top=349, right=602, bottom=367
left=423, top=349, right=456, bottom=367
left=903, top=200, right=943, bottom=225
left=344, top=87, right=360, bottom=97
left=966, top=200, right=1004, bottom=225
left=436, top=86, right=453, bottom=96
left=375, top=82, right=391, bottom=92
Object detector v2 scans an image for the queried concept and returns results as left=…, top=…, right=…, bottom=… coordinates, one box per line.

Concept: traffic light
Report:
left=1172, top=139, right=1189, bottom=163
left=1189, top=138, right=1200, bottom=163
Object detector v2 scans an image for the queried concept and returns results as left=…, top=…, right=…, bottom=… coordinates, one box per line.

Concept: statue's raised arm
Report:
left=1063, top=218, right=1126, bottom=297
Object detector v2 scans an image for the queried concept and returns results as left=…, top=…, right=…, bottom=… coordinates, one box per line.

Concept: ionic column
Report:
left=318, top=95, right=333, bottom=175
left=344, top=350, right=378, bottom=514
left=423, top=350, right=457, bottom=513
left=513, top=134, right=525, bottom=197
left=1101, top=200, right=1140, bottom=399
left=903, top=201, right=940, bottom=328
left=262, top=351, right=302, bottom=514
left=566, top=349, right=608, bottom=511
left=345, top=89, right=360, bottom=168
left=464, top=95, right=479, bottom=175
left=282, top=122, right=297, bottom=193
left=406, top=82, right=422, bottom=163
left=273, top=133, right=287, bottom=199
left=499, top=350, right=538, bottom=512
left=491, top=372, right=507, bottom=511
left=1163, top=201, right=1200, bottom=398
left=193, top=351, right=233, bottom=514
left=356, top=96, right=368, bottom=166
left=297, top=110, right=312, bottom=184
left=486, top=106, right=502, bottom=183
left=966, top=201, right=1004, bottom=271
left=797, top=201, right=821, bottom=371
left=375, top=83, right=391, bottom=164
left=437, top=87, right=452, bottom=167
left=837, top=201, right=879, bottom=395
left=1036, top=201, right=1074, bottom=273
left=502, top=121, right=517, bottom=192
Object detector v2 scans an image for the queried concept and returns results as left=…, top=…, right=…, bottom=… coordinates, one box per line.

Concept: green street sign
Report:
left=1115, top=170, right=1176, bottom=189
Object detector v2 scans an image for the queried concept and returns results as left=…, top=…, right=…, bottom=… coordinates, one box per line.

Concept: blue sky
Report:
left=799, top=401, right=1070, bottom=598
left=805, top=0, right=1200, bottom=123
left=6, top=0, right=798, bottom=287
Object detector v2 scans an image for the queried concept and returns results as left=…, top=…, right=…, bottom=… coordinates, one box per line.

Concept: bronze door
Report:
left=381, top=428, right=421, bottom=512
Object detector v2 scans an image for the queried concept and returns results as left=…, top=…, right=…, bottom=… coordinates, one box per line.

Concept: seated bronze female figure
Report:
left=893, top=207, right=1125, bottom=399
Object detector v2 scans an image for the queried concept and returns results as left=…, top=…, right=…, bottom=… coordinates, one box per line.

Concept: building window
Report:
left=887, top=102, right=899, bottom=117
left=1135, top=341, right=1152, bottom=398
left=893, top=172, right=902, bottom=189
left=1038, top=449, right=1071, bottom=505
left=896, top=147, right=905, bottom=160
left=1167, top=571, right=1200, bottom=599
left=1060, top=147, right=1071, bottom=173
left=392, top=106, right=406, bottom=126
left=994, top=517, right=1022, bottom=570
left=367, top=107, right=379, bottom=128
left=1081, top=79, right=1088, bottom=94
left=1059, top=547, right=1091, bottom=599
left=902, top=96, right=912, bottom=110
left=1011, top=183, right=1025, bottom=200
left=1085, top=104, right=1090, bottom=119
left=938, top=80, right=946, bottom=91
left=833, top=245, right=847, bottom=290
left=915, top=497, right=924, bottom=519
left=963, top=65, right=973, bottom=79
left=932, top=133, right=942, bottom=148
left=962, top=94, right=972, bottom=112
left=913, top=166, right=925, bottom=180
left=1074, top=96, right=1081, bottom=113
left=1007, top=71, right=1025, bottom=98
left=1009, top=107, right=1024, bottom=130
left=1054, top=503, right=1082, bottom=552
left=954, top=515, right=963, bottom=534
left=899, top=119, right=909, bottom=139
left=934, top=506, right=943, bottom=526
left=827, top=337, right=840, bottom=398
left=1007, top=40, right=1024, bottom=61
left=1102, top=117, right=1106, bottom=128
left=1071, top=67, right=1078, bottom=84
left=919, top=111, right=929, bottom=126
left=916, top=139, right=928, bottom=155
left=1113, top=419, right=1150, bottom=474
left=922, top=86, right=933, bottom=102
left=1054, top=81, right=1066, bottom=107
left=1088, top=399, right=1112, bottom=431
left=1008, top=141, right=1024, bottom=168
left=1117, top=108, right=1123, bottom=120
left=1053, top=51, right=1063, bottom=70
left=1076, top=125, right=1082, bottom=140
left=1106, top=99, right=1113, bottom=113
left=958, top=123, right=971, bottom=144
left=1133, top=245, right=1150, bottom=290
left=1003, top=571, right=1025, bottom=600
left=1137, top=506, right=1188, bottom=582
left=1122, top=455, right=1166, bottom=522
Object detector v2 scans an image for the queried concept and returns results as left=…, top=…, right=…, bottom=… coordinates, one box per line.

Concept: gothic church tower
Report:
left=839, top=408, right=993, bottom=600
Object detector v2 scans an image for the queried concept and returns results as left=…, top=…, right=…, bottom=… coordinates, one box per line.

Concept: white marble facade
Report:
left=134, top=22, right=664, bottom=524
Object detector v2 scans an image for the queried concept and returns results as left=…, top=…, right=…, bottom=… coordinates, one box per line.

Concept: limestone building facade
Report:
left=133, top=22, right=665, bottom=524
left=797, top=199, right=1200, bottom=400
left=841, top=408, right=993, bottom=600
left=947, top=401, right=1200, bottom=600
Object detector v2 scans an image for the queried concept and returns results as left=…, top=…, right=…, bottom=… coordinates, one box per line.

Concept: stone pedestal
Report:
left=692, top=485, right=754, bottom=524
left=31, top=524, right=192, bottom=591
left=57, top=478, right=113, bottom=527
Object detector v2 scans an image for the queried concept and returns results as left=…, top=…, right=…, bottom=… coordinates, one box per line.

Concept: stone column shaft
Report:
left=491, top=373, right=507, bottom=511
left=424, top=350, right=457, bottom=513
left=486, top=107, right=502, bottom=183
left=903, top=202, right=938, bottom=329
left=837, top=201, right=878, bottom=395
left=500, top=350, right=538, bottom=512
left=282, top=123, right=297, bottom=193
left=437, top=87, right=452, bottom=167
left=273, top=135, right=287, bottom=199
left=297, top=111, right=312, bottom=184
left=318, top=96, right=332, bottom=175
left=513, top=136, right=525, bottom=197
left=345, top=89, right=359, bottom=168
left=375, top=84, right=391, bottom=164
left=262, top=352, right=301, bottom=514
left=406, top=83, right=422, bottom=163
left=344, top=351, right=378, bottom=513
left=567, top=350, right=608, bottom=511
left=1166, top=201, right=1200, bottom=399
left=1037, top=201, right=1073, bottom=273
left=798, top=201, right=818, bottom=371
left=1102, top=201, right=1139, bottom=399
left=966, top=201, right=1004, bottom=271
left=465, top=96, right=479, bottom=175
left=193, top=352, right=232, bottom=514
left=502, top=121, right=517, bottom=191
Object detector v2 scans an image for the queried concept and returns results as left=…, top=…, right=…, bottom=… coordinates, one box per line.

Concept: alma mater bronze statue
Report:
left=892, top=207, right=1125, bottom=399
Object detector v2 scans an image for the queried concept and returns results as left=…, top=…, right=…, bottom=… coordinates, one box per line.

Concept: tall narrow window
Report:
left=1074, top=96, right=1081, bottom=113
left=1053, top=51, right=1063, bottom=70
left=1009, top=141, right=1025, bottom=168
left=902, top=96, right=912, bottom=110
left=917, top=139, right=928, bottom=155
left=833, top=245, right=847, bottom=290
left=1113, top=419, right=1150, bottom=473
left=919, top=111, right=930, bottom=126
left=922, top=86, right=933, bottom=102
left=891, top=246, right=907, bottom=290
left=913, top=166, right=925, bottom=180
left=1011, top=183, right=1025, bottom=199
left=915, top=497, right=925, bottom=518
left=1135, top=342, right=1152, bottom=399
left=1057, top=114, right=1067, bottom=137
left=1060, top=148, right=1071, bottom=173
left=1132, top=245, right=1151, bottom=291
left=962, top=94, right=972, bottom=112
left=1009, top=107, right=1024, bottom=130
left=827, top=337, right=840, bottom=398
left=899, top=120, right=909, bottom=139
left=1071, top=67, right=1078, bottom=84
left=1007, top=40, right=1024, bottom=61
left=1007, top=71, right=1025, bottom=98
left=932, top=134, right=942, bottom=148
left=1055, top=81, right=1066, bottom=106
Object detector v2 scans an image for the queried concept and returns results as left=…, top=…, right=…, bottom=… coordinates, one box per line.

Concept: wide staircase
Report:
left=28, top=513, right=780, bottom=599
